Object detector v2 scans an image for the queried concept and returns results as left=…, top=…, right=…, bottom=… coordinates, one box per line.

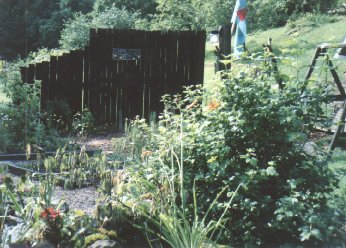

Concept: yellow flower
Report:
left=141, top=150, right=153, bottom=159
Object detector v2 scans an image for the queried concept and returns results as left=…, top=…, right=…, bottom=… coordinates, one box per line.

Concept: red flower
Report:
left=40, top=207, right=61, bottom=220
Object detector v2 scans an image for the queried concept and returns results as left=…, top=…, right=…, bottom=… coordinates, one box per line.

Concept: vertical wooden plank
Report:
left=105, top=29, right=113, bottom=123
left=83, top=46, right=90, bottom=110
left=143, top=32, right=151, bottom=120
left=98, top=29, right=107, bottom=123
left=61, top=54, right=72, bottom=107
left=134, top=30, right=146, bottom=119
left=69, top=51, right=77, bottom=112
left=150, top=31, right=163, bottom=116
left=41, top=62, right=50, bottom=107
left=188, top=31, right=199, bottom=86
left=20, top=67, right=27, bottom=83
left=35, top=62, right=44, bottom=106
left=184, top=31, right=192, bottom=86
left=27, top=64, right=35, bottom=84
left=165, top=31, right=179, bottom=95
left=176, top=31, right=186, bottom=91
left=89, top=28, right=100, bottom=122
left=111, top=29, right=119, bottom=126
left=36, top=62, right=49, bottom=108
left=57, top=55, right=64, bottom=100
left=198, top=31, right=206, bottom=85
left=49, top=56, right=58, bottom=101
left=72, top=50, right=84, bottom=113
left=160, top=30, right=168, bottom=95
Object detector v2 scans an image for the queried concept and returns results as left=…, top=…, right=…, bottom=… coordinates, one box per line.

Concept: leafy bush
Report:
left=59, top=7, right=139, bottom=50
left=93, top=0, right=157, bottom=18
left=115, top=54, right=345, bottom=246
left=248, top=0, right=338, bottom=30
left=0, top=64, right=61, bottom=153
left=72, top=108, right=94, bottom=137
left=150, top=0, right=338, bottom=31
left=45, top=99, right=73, bottom=130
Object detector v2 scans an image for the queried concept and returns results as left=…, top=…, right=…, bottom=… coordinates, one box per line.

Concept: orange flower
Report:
left=206, top=100, right=220, bottom=111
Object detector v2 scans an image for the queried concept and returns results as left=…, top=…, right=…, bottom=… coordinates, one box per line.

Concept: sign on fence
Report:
left=113, top=48, right=141, bottom=60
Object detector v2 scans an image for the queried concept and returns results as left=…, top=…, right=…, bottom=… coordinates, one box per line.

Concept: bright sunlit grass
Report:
left=203, top=16, right=346, bottom=86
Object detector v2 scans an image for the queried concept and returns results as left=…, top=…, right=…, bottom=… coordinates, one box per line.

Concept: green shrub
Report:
left=119, top=53, right=345, bottom=246
left=0, top=63, right=61, bottom=153
left=72, top=108, right=94, bottom=137
left=45, top=99, right=73, bottom=130
left=248, top=0, right=338, bottom=30
left=59, top=7, right=139, bottom=50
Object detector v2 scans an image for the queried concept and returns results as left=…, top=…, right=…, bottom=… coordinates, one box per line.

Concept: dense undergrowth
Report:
left=117, top=55, right=345, bottom=246
left=1, top=0, right=346, bottom=246
left=2, top=51, right=346, bottom=247
left=0, top=65, right=62, bottom=153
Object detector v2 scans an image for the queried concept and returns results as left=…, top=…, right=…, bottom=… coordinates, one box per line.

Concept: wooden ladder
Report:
left=305, top=43, right=346, bottom=153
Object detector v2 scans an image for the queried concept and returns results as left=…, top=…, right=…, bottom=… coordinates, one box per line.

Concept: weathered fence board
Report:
left=20, top=29, right=206, bottom=127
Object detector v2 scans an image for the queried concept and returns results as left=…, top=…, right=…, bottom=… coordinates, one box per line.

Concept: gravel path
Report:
left=52, top=186, right=99, bottom=215
left=0, top=173, right=100, bottom=215
left=52, top=134, right=119, bottom=215
left=75, top=132, right=119, bottom=152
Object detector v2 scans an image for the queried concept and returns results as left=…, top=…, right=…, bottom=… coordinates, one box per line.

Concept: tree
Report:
left=151, top=0, right=236, bottom=31
left=93, top=0, right=157, bottom=17
left=0, top=0, right=93, bottom=60
left=59, top=6, right=139, bottom=50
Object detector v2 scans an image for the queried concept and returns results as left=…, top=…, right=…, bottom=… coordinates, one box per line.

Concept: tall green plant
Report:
left=0, top=63, right=61, bottom=153
left=116, top=51, right=345, bottom=246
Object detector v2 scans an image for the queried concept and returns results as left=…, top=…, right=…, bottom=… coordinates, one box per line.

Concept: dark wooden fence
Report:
left=20, top=29, right=206, bottom=126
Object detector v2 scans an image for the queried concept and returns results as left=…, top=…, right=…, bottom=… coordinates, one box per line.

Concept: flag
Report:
left=231, top=0, right=247, bottom=57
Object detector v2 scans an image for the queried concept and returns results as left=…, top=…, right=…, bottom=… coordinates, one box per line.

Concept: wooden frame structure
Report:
left=305, top=43, right=346, bottom=153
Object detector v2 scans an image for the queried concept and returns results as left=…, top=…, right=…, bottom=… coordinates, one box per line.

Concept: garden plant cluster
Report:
left=1, top=50, right=346, bottom=247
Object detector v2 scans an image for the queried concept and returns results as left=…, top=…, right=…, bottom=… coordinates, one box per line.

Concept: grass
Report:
left=247, top=15, right=346, bottom=76
left=330, top=149, right=346, bottom=169
left=329, top=148, right=346, bottom=203
left=204, top=42, right=220, bottom=90
left=203, top=15, right=346, bottom=85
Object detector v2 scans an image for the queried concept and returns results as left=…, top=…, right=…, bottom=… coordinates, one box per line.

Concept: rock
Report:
left=33, top=240, right=55, bottom=248
left=9, top=243, right=29, bottom=248
left=5, top=216, right=22, bottom=225
left=88, top=240, right=122, bottom=248
left=302, top=142, right=317, bottom=156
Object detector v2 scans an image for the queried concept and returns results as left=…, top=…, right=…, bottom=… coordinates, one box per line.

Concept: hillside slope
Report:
left=247, top=15, right=346, bottom=71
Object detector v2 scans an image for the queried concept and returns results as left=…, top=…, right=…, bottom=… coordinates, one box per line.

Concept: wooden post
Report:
left=215, top=24, right=232, bottom=72
left=263, top=37, right=284, bottom=89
